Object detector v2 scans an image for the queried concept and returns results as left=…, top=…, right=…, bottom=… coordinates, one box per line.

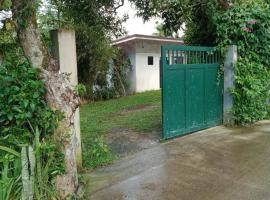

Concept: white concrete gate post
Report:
left=50, top=29, right=82, bottom=168
left=223, top=45, right=237, bottom=125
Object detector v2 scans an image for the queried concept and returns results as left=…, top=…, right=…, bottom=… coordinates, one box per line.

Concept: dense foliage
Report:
left=215, top=3, right=270, bottom=124
left=0, top=56, right=58, bottom=144
left=0, top=23, right=64, bottom=199
left=129, top=0, right=224, bottom=45
left=130, top=0, right=267, bottom=45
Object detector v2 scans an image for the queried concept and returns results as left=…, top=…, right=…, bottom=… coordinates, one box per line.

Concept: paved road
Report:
left=85, top=121, right=270, bottom=200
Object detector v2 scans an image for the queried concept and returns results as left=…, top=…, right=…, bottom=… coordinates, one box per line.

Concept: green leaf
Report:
left=0, top=146, right=20, bottom=157
left=30, top=103, right=36, bottom=111
left=23, top=100, right=29, bottom=108
left=7, top=114, right=13, bottom=121
left=33, top=92, right=39, bottom=98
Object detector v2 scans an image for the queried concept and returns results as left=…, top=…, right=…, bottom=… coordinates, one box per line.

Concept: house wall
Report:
left=118, top=39, right=182, bottom=93
left=135, top=41, right=161, bottom=92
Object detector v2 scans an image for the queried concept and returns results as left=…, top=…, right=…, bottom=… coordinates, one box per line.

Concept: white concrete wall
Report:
left=135, top=41, right=161, bottom=92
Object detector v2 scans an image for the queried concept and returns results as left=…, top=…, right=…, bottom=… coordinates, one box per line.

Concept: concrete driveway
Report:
left=85, top=121, right=270, bottom=200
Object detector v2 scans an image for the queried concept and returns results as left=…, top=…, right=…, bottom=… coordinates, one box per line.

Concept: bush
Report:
left=80, top=47, right=131, bottom=101
left=0, top=55, right=58, bottom=146
left=83, top=136, right=115, bottom=168
left=215, top=3, right=270, bottom=124
left=0, top=13, right=62, bottom=200
left=0, top=52, right=63, bottom=199
left=231, top=58, right=270, bottom=123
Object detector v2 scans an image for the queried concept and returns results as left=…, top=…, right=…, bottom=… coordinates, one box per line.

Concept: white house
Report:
left=112, top=34, right=183, bottom=93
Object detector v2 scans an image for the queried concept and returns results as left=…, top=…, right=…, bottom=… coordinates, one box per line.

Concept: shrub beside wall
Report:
left=0, top=56, right=58, bottom=143
left=215, top=3, right=270, bottom=124
left=0, top=38, right=63, bottom=199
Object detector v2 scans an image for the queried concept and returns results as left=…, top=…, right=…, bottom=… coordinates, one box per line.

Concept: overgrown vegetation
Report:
left=0, top=22, right=63, bottom=199
left=0, top=55, right=58, bottom=145
left=215, top=3, right=270, bottom=124
left=0, top=145, right=21, bottom=200
left=80, top=90, right=161, bottom=168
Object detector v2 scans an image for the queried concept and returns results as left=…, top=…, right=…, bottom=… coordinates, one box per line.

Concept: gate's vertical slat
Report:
left=204, top=53, right=207, bottom=125
left=202, top=51, right=205, bottom=64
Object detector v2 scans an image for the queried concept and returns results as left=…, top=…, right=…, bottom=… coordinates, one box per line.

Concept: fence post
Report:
left=223, top=45, right=237, bottom=125
left=50, top=29, right=82, bottom=168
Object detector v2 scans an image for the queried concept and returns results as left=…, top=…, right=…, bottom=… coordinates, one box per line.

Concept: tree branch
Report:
left=11, top=0, right=49, bottom=68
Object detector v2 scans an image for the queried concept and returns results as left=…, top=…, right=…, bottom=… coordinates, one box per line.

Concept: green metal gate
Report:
left=161, top=45, right=223, bottom=139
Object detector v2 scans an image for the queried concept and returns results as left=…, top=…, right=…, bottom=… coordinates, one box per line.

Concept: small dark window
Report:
left=148, top=56, right=154, bottom=65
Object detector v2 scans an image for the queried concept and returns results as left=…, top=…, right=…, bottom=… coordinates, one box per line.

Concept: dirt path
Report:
left=105, top=128, right=160, bottom=156
left=104, top=104, right=161, bottom=157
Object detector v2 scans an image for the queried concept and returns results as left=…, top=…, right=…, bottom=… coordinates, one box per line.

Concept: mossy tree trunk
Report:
left=11, top=0, right=80, bottom=198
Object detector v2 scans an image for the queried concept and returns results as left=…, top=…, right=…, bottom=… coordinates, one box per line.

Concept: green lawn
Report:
left=80, top=90, right=161, bottom=168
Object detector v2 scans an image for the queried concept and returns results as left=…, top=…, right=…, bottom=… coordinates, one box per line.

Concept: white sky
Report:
left=117, top=0, right=161, bottom=35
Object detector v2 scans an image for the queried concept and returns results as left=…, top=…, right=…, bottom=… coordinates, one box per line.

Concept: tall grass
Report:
left=0, top=126, right=62, bottom=200
left=0, top=146, right=21, bottom=200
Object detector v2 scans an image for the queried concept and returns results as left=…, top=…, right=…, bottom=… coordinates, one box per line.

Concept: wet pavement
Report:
left=84, top=121, right=270, bottom=200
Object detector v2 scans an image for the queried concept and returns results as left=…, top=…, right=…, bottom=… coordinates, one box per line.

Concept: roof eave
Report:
left=112, top=35, right=183, bottom=46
